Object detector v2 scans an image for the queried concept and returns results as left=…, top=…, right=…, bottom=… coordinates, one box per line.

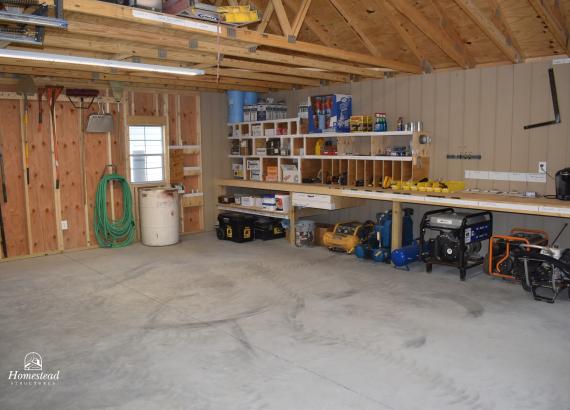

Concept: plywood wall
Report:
left=0, top=88, right=204, bottom=260
left=272, top=60, right=570, bottom=246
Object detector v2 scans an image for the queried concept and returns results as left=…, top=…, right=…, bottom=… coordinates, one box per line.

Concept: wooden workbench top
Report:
left=217, top=179, right=570, bottom=219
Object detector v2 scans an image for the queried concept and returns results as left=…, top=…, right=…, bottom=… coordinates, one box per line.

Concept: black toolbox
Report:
left=254, top=217, right=286, bottom=241
left=216, top=212, right=255, bottom=243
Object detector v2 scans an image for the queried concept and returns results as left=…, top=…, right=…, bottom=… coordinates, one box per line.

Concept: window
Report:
left=128, top=125, right=165, bottom=184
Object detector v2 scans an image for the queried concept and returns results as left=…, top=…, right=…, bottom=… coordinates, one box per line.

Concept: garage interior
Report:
left=0, top=0, right=569, bottom=409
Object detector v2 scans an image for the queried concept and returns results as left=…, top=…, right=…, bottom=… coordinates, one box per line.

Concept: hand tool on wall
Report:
left=15, top=75, right=35, bottom=185
left=524, top=68, right=561, bottom=130
left=37, top=86, right=44, bottom=127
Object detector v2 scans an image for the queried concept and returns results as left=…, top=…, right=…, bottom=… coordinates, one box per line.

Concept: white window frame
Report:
left=127, top=117, right=167, bottom=185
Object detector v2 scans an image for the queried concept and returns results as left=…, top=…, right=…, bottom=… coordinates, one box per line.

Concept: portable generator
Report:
left=420, top=208, right=493, bottom=280
left=323, top=221, right=375, bottom=254
left=515, top=244, right=570, bottom=303
left=216, top=212, right=254, bottom=243
left=485, top=228, right=549, bottom=281
left=354, top=209, right=414, bottom=262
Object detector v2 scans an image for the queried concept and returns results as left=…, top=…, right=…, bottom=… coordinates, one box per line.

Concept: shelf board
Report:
left=228, top=117, right=299, bottom=126
left=170, top=145, right=201, bottom=154
left=228, top=131, right=419, bottom=139
left=184, top=167, right=202, bottom=176
left=217, top=204, right=290, bottom=220
left=228, top=154, right=412, bottom=161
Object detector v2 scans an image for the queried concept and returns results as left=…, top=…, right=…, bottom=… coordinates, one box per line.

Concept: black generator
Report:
left=254, top=217, right=286, bottom=241
left=420, top=208, right=493, bottom=280
left=216, top=213, right=255, bottom=243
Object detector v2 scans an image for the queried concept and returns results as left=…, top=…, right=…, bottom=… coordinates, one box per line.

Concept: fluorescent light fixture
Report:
left=0, top=49, right=205, bottom=77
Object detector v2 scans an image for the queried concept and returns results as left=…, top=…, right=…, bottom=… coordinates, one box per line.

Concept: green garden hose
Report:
left=94, top=166, right=136, bottom=248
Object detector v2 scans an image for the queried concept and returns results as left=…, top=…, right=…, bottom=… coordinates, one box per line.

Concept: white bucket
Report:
left=139, top=187, right=180, bottom=246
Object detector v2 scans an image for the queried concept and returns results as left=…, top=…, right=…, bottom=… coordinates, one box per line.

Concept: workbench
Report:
left=217, top=178, right=570, bottom=250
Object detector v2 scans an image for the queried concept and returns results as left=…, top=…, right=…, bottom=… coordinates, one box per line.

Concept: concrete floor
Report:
left=0, top=234, right=569, bottom=410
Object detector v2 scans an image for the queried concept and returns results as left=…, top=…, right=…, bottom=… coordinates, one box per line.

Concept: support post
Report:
left=391, top=201, right=402, bottom=251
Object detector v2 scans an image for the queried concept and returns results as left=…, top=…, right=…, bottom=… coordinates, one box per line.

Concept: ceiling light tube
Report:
left=0, top=49, right=205, bottom=76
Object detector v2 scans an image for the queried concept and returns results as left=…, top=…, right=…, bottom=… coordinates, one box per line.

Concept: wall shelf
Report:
left=216, top=204, right=290, bottom=220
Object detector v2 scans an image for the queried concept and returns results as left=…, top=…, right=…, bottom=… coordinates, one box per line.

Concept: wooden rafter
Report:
left=452, top=0, right=520, bottom=63
left=291, top=0, right=312, bottom=37
left=271, top=0, right=293, bottom=36
left=487, top=0, right=524, bottom=59
left=386, top=0, right=473, bottom=68
left=376, top=0, right=428, bottom=67
left=256, top=1, right=274, bottom=32
left=60, top=19, right=391, bottom=78
left=62, top=0, right=421, bottom=73
left=328, top=0, right=381, bottom=55
left=528, top=0, right=568, bottom=51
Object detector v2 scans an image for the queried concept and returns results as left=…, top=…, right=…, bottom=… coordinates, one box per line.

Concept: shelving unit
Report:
left=216, top=204, right=290, bottom=220
left=227, top=117, right=431, bottom=188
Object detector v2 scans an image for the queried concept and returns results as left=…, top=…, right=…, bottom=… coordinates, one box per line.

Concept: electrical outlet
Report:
left=61, top=220, right=68, bottom=230
left=538, top=161, right=547, bottom=174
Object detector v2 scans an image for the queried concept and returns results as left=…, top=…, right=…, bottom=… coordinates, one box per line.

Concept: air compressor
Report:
left=354, top=209, right=414, bottom=262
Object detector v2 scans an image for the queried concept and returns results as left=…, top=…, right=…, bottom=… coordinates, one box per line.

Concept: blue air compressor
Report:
left=355, top=209, right=414, bottom=262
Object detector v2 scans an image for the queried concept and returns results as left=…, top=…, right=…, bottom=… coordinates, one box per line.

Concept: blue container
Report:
left=244, top=91, right=258, bottom=105
left=227, top=90, right=245, bottom=123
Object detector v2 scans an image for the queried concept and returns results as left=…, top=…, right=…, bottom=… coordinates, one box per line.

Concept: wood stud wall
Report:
left=0, top=89, right=203, bottom=260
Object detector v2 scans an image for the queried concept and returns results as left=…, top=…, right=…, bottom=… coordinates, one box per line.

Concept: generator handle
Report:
left=460, top=210, right=493, bottom=229
left=419, top=207, right=454, bottom=230
left=510, top=227, right=549, bottom=242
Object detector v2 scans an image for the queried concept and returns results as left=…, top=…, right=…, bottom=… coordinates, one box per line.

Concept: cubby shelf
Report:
left=228, top=117, right=431, bottom=188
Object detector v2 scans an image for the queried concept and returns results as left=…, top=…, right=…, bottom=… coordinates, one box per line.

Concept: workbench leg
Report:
left=391, top=201, right=402, bottom=252
left=288, top=203, right=296, bottom=246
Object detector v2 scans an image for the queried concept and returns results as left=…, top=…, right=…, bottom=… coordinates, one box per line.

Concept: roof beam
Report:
left=386, top=0, right=473, bottom=68
left=256, top=1, right=274, bottom=33
left=62, top=0, right=421, bottom=73
left=487, top=0, right=524, bottom=59
left=271, top=0, right=293, bottom=36
left=528, top=0, right=568, bottom=51
left=328, top=0, right=381, bottom=55
left=61, top=19, right=390, bottom=78
left=452, top=0, right=521, bottom=63
left=376, top=0, right=428, bottom=67
left=291, top=0, right=312, bottom=37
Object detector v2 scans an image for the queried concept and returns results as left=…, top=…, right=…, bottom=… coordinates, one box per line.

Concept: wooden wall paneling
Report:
left=383, top=77, right=397, bottom=130
left=448, top=71, right=465, bottom=181
left=180, top=95, right=198, bottom=146
left=527, top=61, right=552, bottom=194
left=493, top=65, right=514, bottom=192
left=463, top=68, right=481, bottom=189
left=547, top=64, right=570, bottom=195
left=395, top=76, right=410, bottom=124
left=56, top=102, right=87, bottom=250
left=133, top=92, right=158, bottom=116
left=0, top=100, right=29, bottom=257
left=26, top=99, right=58, bottom=254
left=408, top=75, right=422, bottom=123
left=509, top=63, right=532, bottom=193
left=371, top=77, right=385, bottom=114
left=433, top=71, right=451, bottom=180
left=83, top=104, right=110, bottom=247
left=478, top=66, right=498, bottom=191
left=420, top=72, right=436, bottom=178
left=350, top=81, right=362, bottom=114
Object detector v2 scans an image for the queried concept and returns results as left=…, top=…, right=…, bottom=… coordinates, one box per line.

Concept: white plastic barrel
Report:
left=139, top=187, right=180, bottom=246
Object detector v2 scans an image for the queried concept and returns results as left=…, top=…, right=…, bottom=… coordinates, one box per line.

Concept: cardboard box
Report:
left=232, top=163, right=244, bottom=178
left=281, top=164, right=300, bottom=183
left=314, top=223, right=334, bottom=246
left=265, top=166, right=278, bottom=182
left=247, top=159, right=261, bottom=171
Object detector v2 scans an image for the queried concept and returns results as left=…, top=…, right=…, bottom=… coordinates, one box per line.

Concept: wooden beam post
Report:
left=291, top=0, right=312, bottom=37
left=257, top=1, right=274, bottom=33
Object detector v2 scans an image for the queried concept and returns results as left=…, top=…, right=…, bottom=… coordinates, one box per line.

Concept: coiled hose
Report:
left=94, top=167, right=136, bottom=248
